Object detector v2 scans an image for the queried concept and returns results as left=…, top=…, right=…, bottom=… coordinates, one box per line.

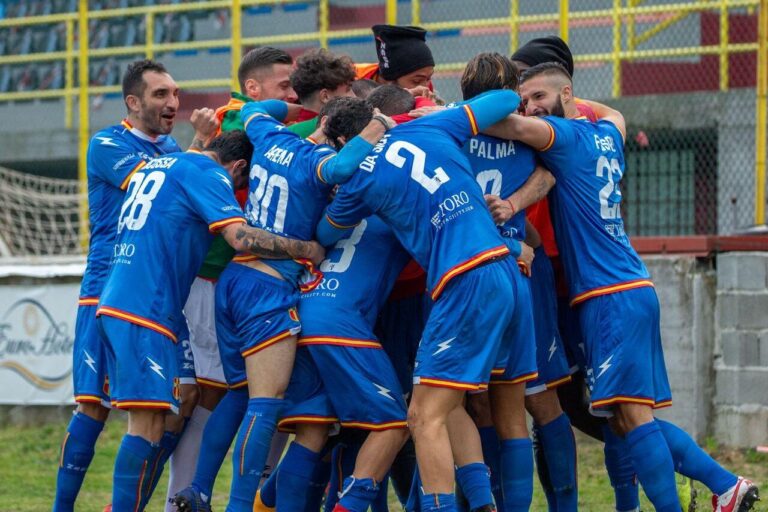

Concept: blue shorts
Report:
left=176, top=321, right=196, bottom=385
left=577, top=286, right=672, bottom=414
left=490, top=264, right=538, bottom=386
left=414, top=257, right=518, bottom=391
left=280, top=346, right=337, bottom=432
left=376, top=293, right=428, bottom=396
left=558, top=295, right=586, bottom=373
left=72, top=301, right=110, bottom=407
left=525, top=248, right=572, bottom=394
left=98, top=315, right=180, bottom=413
left=215, top=263, right=301, bottom=388
left=304, top=340, right=408, bottom=430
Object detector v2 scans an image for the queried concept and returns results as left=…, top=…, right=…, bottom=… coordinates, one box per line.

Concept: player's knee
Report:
left=525, top=389, right=563, bottom=426
left=77, top=401, right=110, bottom=423
left=295, top=423, right=330, bottom=453
left=198, top=385, right=227, bottom=410
left=466, top=391, right=493, bottom=426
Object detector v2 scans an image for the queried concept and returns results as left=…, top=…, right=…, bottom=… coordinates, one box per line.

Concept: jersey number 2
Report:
left=596, top=156, right=623, bottom=220
left=385, top=140, right=450, bottom=194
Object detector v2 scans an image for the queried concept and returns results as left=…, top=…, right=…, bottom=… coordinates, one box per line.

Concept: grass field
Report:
left=2, top=415, right=766, bottom=511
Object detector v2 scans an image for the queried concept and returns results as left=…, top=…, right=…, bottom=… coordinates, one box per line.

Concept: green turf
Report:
left=2, top=417, right=766, bottom=511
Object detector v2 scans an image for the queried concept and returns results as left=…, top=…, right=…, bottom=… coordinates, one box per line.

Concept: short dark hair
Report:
left=366, top=84, right=415, bottom=116
left=238, top=46, right=293, bottom=92
left=321, top=97, right=373, bottom=150
left=461, top=52, right=518, bottom=100
left=351, top=78, right=379, bottom=99
left=205, top=130, right=254, bottom=165
left=291, top=49, right=356, bottom=104
left=122, top=59, right=168, bottom=99
left=519, top=61, right=572, bottom=86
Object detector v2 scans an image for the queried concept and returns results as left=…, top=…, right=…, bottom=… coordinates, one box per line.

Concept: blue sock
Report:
left=405, top=465, right=422, bottom=512
left=54, top=412, right=105, bottom=512
left=112, top=434, right=157, bottom=511
left=192, top=389, right=248, bottom=498
left=500, top=438, right=533, bottom=512
left=456, top=463, right=494, bottom=509
left=339, top=476, right=380, bottom=512
left=372, top=475, right=390, bottom=512
left=141, top=428, right=183, bottom=508
left=656, top=419, right=737, bottom=495
left=537, top=414, right=578, bottom=512
left=325, top=441, right=362, bottom=512
left=227, top=397, right=282, bottom=512
left=625, top=422, right=680, bottom=512
left=259, top=459, right=278, bottom=507
left=478, top=426, right=503, bottom=511
left=420, top=492, right=457, bottom=512
left=276, top=442, right=321, bottom=511
left=532, top=425, right=556, bottom=512
left=305, top=458, right=332, bottom=512
left=602, top=425, right=639, bottom=512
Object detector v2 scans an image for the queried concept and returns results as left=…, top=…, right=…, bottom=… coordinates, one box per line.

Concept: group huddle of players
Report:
left=52, top=22, right=759, bottom=512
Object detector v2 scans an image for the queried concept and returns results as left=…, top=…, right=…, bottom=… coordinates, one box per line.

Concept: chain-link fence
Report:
left=0, top=0, right=765, bottom=240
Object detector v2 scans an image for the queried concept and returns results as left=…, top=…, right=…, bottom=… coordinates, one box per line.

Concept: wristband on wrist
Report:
left=506, top=198, right=517, bottom=214
left=372, top=115, right=391, bottom=131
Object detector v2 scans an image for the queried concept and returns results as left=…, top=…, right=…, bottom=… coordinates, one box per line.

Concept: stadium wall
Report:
left=1, top=252, right=767, bottom=447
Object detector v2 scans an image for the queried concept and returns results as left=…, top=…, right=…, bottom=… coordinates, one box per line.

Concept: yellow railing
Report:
left=0, top=0, right=766, bottom=228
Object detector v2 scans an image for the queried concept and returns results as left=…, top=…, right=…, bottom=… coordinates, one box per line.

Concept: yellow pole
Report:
left=755, top=0, right=767, bottom=225
left=720, top=0, right=729, bottom=91
left=319, top=0, right=328, bottom=49
left=64, top=19, right=74, bottom=129
left=385, top=0, right=397, bottom=25
left=412, top=0, right=421, bottom=26
left=509, top=0, right=519, bottom=54
left=78, top=0, right=90, bottom=252
left=627, top=0, right=636, bottom=52
left=559, top=0, right=569, bottom=42
left=146, top=12, right=154, bottom=59
left=612, top=0, right=621, bottom=97
left=231, top=0, right=242, bottom=91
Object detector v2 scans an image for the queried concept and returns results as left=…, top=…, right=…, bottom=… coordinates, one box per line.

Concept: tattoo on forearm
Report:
left=188, top=137, right=206, bottom=152
left=235, top=226, right=307, bottom=259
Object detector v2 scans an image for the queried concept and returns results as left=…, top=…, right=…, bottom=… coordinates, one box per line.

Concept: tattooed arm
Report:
left=220, top=222, right=325, bottom=265
left=188, top=108, right=219, bottom=152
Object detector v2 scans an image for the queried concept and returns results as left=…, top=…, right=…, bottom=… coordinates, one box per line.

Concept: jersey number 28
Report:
left=118, top=170, right=166, bottom=233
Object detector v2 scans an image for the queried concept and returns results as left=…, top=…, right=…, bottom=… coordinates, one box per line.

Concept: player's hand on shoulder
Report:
left=517, top=242, right=534, bottom=277
left=408, top=105, right=446, bottom=118
left=484, top=194, right=515, bottom=224
left=190, top=107, right=219, bottom=143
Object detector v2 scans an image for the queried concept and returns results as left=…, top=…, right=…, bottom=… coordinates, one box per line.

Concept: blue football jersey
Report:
left=323, top=104, right=511, bottom=300
left=536, top=117, right=651, bottom=305
left=463, top=133, right=537, bottom=241
left=80, top=120, right=180, bottom=300
left=299, top=216, right=410, bottom=341
left=98, top=152, right=245, bottom=340
left=241, top=102, right=337, bottom=285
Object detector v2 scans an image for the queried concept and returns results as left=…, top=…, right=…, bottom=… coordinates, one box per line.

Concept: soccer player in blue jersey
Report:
left=459, top=52, right=576, bottom=512
left=487, top=61, right=759, bottom=512
left=95, top=130, right=325, bottom=512
left=315, top=88, right=533, bottom=512
left=174, top=97, right=390, bottom=512
left=52, top=59, right=220, bottom=512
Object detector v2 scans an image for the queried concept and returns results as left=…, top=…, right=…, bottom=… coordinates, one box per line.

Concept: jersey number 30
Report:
left=118, top=170, right=166, bottom=233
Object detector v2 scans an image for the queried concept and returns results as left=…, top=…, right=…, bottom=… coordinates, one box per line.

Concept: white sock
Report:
left=259, top=430, right=290, bottom=488
left=164, top=406, right=212, bottom=512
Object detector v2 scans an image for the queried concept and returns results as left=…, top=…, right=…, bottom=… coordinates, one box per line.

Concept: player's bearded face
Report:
left=520, top=80, right=566, bottom=118
left=137, top=71, right=179, bottom=136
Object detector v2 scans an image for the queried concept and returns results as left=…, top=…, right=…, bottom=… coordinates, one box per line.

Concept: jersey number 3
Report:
left=118, top=170, right=166, bottom=233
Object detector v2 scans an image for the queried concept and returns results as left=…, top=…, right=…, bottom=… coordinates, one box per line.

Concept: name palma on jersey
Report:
left=467, top=138, right=517, bottom=160
left=263, top=144, right=294, bottom=167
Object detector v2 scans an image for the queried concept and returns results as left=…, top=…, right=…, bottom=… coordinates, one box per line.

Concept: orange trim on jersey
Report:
left=120, top=160, right=146, bottom=190
left=298, top=336, right=382, bottom=349
left=229, top=379, right=248, bottom=390
left=654, top=400, right=673, bottom=409
left=570, top=279, right=655, bottom=306
left=243, top=111, right=270, bottom=130
left=463, top=105, right=479, bottom=136
left=355, top=63, right=380, bottom=81
left=78, top=297, right=99, bottom=306
left=111, top=399, right=174, bottom=410
left=241, top=329, right=294, bottom=358
left=341, top=420, right=408, bottom=431
left=278, top=416, right=339, bottom=428
left=74, top=394, right=104, bottom=403
left=59, top=432, right=70, bottom=467
left=96, top=306, right=177, bottom=342
left=431, top=245, right=510, bottom=300
left=208, top=216, right=246, bottom=234
left=545, top=375, right=573, bottom=389
left=490, top=371, right=539, bottom=385
left=134, top=460, right=148, bottom=512
left=232, top=254, right=259, bottom=263
left=121, top=119, right=133, bottom=130
left=196, top=377, right=228, bottom=390
left=325, top=214, right=359, bottom=230
left=316, top=154, right=335, bottom=184
left=539, top=121, right=556, bottom=152
left=490, top=368, right=506, bottom=376
left=239, top=413, right=259, bottom=476
left=591, top=395, right=672, bottom=409
left=416, top=377, right=484, bottom=391
left=296, top=258, right=324, bottom=293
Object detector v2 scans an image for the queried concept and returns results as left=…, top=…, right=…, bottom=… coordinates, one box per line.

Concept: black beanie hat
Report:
left=511, top=36, right=574, bottom=77
left=372, top=24, right=435, bottom=81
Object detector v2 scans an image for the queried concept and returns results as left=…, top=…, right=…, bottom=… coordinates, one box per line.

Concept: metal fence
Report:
left=0, top=0, right=765, bottom=245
